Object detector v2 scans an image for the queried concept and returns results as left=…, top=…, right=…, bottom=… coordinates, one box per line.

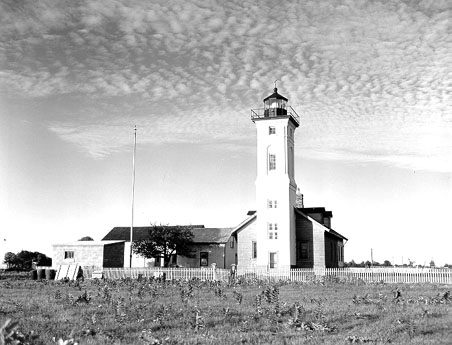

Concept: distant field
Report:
left=0, top=277, right=450, bottom=344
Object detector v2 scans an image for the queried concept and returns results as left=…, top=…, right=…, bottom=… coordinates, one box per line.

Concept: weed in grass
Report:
left=191, top=307, right=205, bottom=333
left=233, top=290, right=243, bottom=305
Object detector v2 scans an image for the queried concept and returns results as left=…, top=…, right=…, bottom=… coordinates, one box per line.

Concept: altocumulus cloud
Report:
left=0, top=0, right=451, bottom=172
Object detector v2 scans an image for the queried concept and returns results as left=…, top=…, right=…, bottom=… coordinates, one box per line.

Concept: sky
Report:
left=0, top=0, right=451, bottom=266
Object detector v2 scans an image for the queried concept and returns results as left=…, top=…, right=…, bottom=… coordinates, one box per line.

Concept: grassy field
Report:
left=0, top=275, right=450, bottom=344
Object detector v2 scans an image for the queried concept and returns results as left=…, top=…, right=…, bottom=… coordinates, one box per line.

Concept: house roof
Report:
left=328, top=229, right=347, bottom=240
left=191, top=228, right=234, bottom=243
left=102, top=226, right=233, bottom=244
left=294, top=208, right=348, bottom=241
left=53, top=240, right=125, bottom=247
left=298, top=207, right=326, bottom=212
left=231, top=211, right=257, bottom=236
left=298, top=207, right=333, bottom=217
left=103, top=227, right=148, bottom=241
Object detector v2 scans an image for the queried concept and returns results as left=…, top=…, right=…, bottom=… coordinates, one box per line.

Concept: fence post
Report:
left=211, top=263, right=217, bottom=281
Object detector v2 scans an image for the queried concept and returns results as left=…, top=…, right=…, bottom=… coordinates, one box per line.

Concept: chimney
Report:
left=296, top=188, right=304, bottom=208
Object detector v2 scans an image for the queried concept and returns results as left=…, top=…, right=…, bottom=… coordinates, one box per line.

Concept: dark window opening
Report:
left=252, top=241, right=257, bottom=259
left=296, top=241, right=309, bottom=260
left=200, top=252, right=209, bottom=266
left=269, top=252, right=277, bottom=268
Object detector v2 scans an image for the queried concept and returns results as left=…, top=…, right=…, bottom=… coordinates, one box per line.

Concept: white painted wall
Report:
left=123, top=242, right=155, bottom=268
left=253, top=117, right=298, bottom=269
left=236, top=218, right=257, bottom=268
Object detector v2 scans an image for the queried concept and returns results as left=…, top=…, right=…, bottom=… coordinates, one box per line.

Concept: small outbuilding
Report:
left=52, top=240, right=125, bottom=268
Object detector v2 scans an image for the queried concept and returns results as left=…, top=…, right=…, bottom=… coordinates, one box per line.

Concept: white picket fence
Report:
left=237, top=267, right=452, bottom=285
left=79, top=266, right=452, bottom=284
left=82, top=266, right=230, bottom=281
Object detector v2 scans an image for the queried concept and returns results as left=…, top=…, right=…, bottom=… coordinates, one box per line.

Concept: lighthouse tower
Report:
left=251, top=87, right=300, bottom=269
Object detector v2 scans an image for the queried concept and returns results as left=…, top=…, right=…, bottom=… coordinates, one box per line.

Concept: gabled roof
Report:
left=231, top=211, right=257, bottom=235
left=328, top=229, right=347, bottom=240
left=298, top=207, right=333, bottom=218
left=103, top=227, right=156, bottom=241
left=294, top=208, right=348, bottom=241
left=191, top=228, right=234, bottom=243
left=102, top=225, right=233, bottom=244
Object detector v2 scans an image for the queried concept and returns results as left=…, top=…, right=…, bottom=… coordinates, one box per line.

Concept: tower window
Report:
left=267, top=200, right=277, bottom=208
left=252, top=241, right=257, bottom=259
left=268, top=223, right=278, bottom=239
left=269, top=126, right=276, bottom=135
left=269, top=154, right=276, bottom=170
left=64, top=251, right=74, bottom=259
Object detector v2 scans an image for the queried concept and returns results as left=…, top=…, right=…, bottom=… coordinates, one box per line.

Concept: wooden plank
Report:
left=55, top=264, right=80, bottom=280
left=55, top=264, right=69, bottom=280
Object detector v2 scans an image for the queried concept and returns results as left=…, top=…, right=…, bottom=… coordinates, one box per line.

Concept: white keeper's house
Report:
left=53, top=87, right=347, bottom=269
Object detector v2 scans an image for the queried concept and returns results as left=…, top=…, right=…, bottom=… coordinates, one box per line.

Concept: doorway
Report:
left=269, top=252, right=278, bottom=268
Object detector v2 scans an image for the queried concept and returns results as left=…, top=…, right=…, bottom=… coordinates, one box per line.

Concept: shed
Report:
left=52, top=240, right=125, bottom=268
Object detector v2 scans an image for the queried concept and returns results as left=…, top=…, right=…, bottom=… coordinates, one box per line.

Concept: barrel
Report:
left=36, top=269, right=45, bottom=280
left=45, top=269, right=56, bottom=280
left=30, top=270, right=37, bottom=280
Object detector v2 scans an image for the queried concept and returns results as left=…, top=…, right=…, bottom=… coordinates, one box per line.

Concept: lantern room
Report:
left=263, top=87, right=288, bottom=117
left=251, top=86, right=300, bottom=127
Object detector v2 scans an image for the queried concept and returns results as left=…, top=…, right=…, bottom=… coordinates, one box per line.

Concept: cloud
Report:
left=1, top=0, right=451, bottom=172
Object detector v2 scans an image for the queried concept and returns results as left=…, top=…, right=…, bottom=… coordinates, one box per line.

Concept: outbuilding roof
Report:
left=102, top=226, right=233, bottom=244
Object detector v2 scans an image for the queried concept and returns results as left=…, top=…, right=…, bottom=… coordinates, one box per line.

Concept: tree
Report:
left=15, top=251, right=33, bottom=269
left=131, top=224, right=195, bottom=267
left=3, top=252, right=17, bottom=268
left=35, top=252, right=52, bottom=266
left=383, top=260, right=392, bottom=267
left=79, top=236, right=94, bottom=241
left=345, top=260, right=357, bottom=267
left=3, top=251, right=51, bottom=270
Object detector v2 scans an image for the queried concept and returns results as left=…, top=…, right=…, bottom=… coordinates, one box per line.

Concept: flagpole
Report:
left=130, top=125, right=137, bottom=268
